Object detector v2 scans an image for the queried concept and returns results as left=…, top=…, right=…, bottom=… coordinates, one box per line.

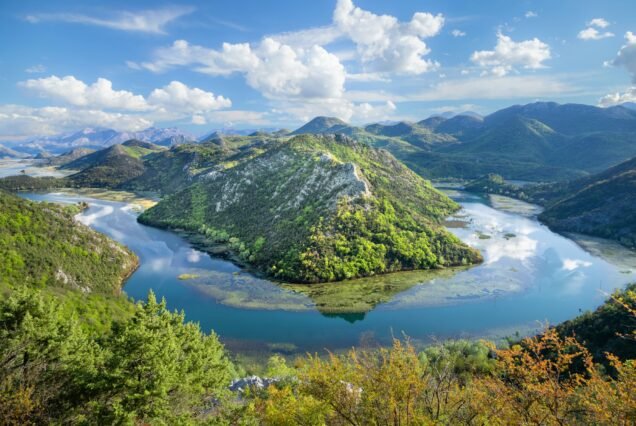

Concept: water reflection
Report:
left=18, top=190, right=635, bottom=354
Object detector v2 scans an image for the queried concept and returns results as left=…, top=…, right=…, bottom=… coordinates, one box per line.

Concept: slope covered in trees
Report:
left=2, top=282, right=634, bottom=424
left=290, top=102, right=636, bottom=181
left=139, top=134, right=482, bottom=283
left=539, top=157, right=636, bottom=248
left=0, top=190, right=137, bottom=295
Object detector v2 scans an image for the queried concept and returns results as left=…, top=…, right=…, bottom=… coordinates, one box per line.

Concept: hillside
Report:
left=0, top=144, right=28, bottom=159
left=63, top=140, right=164, bottom=188
left=44, top=147, right=96, bottom=167
left=139, top=134, right=481, bottom=283
left=539, top=157, right=636, bottom=248
left=291, top=116, right=350, bottom=135
left=0, top=190, right=137, bottom=294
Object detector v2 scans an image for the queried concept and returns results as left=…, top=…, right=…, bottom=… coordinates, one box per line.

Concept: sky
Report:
left=1, top=0, right=636, bottom=140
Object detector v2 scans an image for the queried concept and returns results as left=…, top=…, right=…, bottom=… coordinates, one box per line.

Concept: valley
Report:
left=12, top=183, right=634, bottom=356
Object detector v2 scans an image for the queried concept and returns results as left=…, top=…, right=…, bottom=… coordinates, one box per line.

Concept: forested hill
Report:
left=538, top=157, right=636, bottom=248
left=0, top=190, right=137, bottom=294
left=139, top=134, right=482, bottom=283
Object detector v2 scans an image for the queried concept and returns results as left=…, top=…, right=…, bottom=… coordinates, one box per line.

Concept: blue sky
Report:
left=2, top=0, right=636, bottom=140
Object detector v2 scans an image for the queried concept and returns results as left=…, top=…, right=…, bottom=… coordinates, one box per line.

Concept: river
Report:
left=18, top=187, right=636, bottom=355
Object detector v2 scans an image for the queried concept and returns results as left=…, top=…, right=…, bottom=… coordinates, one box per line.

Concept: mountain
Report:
left=62, top=140, right=165, bottom=188
left=0, top=144, right=28, bottom=159
left=198, top=127, right=284, bottom=140
left=291, top=116, right=351, bottom=135
left=122, top=142, right=235, bottom=194
left=4, top=127, right=195, bottom=155
left=485, top=102, right=636, bottom=135
left=538, top=157, right=636, bottom=248
left=621, top=102, right=636, bottom=111
left=139, top=134, right=481, bottom=283
left=434, top=114, right=484, bottom=137
left=44, top=147, right=96, bottom=167
left=0, top=190, right=137, bottom=294
left=442, top=117, right=562, bottom=163
left=403, top=102, right=636, bottom=181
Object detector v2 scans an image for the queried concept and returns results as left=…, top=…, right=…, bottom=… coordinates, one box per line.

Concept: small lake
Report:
left=20, top=188, right=636, bottom=355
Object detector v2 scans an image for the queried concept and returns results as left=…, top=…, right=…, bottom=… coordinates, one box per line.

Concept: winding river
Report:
left=17, top=186, right=636, bottom=355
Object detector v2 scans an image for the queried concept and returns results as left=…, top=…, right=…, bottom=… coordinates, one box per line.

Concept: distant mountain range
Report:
left=3, top=127, right=197, bottom=156
left=3, top=101, right=636, bottom=183
left=291, top=102, right=636, bottom=181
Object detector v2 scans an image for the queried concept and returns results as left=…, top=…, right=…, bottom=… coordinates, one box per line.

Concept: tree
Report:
left=91, top=291, right=236, bottom=423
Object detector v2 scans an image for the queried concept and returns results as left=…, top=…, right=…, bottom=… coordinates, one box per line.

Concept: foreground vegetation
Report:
left=1, top=285, right=634, bottom=424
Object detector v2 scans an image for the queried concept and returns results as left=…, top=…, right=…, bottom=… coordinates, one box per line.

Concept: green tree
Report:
left=92, top=291, right=236, bottom=424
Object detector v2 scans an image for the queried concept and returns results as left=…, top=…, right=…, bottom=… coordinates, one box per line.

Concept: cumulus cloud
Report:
left=598, top=87, right=636, bottom=107
left=0, top=104, right=152, bottom=138
left=124, top=0, right=452, bottom=123
left=578, top=28, right=614, bottom=40
left=8, top=76, right=236, bottom=137
left=130, top=39, right=345, bottom=100
left=525, top=11, right=538, bottom=18
left=25, top=6, right=193, bottom=34
left=20, top=75, right=148, bottom=110
left=578, top=18, right=614, bottom=40
left=148, top=81, right=231, bottom=112
left=333, top=0, right=443, bottom=74
left=471, top=32, right=551, bottom=76
left=610, top=32, right=636, bottom=82
left=451, top=29, right=466, bottom=37
left=19, top=75, right=231, bottom=117
left=589, top=18, right=610, bottom=28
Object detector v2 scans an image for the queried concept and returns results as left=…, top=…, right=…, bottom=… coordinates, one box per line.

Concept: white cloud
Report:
left=578, top=27, right=614, bottom=40
left=9, top=76, right=239, bottom=137
left=0, top=104, right=152, bottom=138
left=130, top=38, right=345, bottom=100
left=148, top=81, right=231, bottom=112
left=246, top=39, right=346, bottom=99
left=599, top=87, right=636, bottom=107
left=471, top=32, right=551, bottom=76
left=588, top=18, right=610, bottom=28
left=25, top=6, right=193, bottom=34
left=25, top=64, right=46, bottom=74
left=578, top=18, right=614, bottom=40
left=20, top=75, right=148, bottom=110
left=610, top=32, right=636, bottom=83
left=525, top=11, right=538, bottom=18
left=451, top=29, right=466, bottom=37
left=333, top=0, right=443, bottom=74
left=125, top=0, right=451, bottom=124
left=19, top=76, right=232, bottom=119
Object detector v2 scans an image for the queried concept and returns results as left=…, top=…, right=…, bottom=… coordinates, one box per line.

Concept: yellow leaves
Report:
left=252, top=332, right=636, bottom=425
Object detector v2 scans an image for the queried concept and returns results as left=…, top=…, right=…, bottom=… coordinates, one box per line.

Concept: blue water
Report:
left=21, top=191, right=635, bottom=353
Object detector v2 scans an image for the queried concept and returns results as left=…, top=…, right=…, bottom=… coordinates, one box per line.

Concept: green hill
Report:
left=45, top=147, right=96, bottom=167
left=62, top=140, right=164, bottom=188
left=0, top=190, right=137, bottom=294
left=539, top=157, right=636, bottom=248
left=139, top=134, right=481, bottom=283
left=291, top=116, right=350, bottom=135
